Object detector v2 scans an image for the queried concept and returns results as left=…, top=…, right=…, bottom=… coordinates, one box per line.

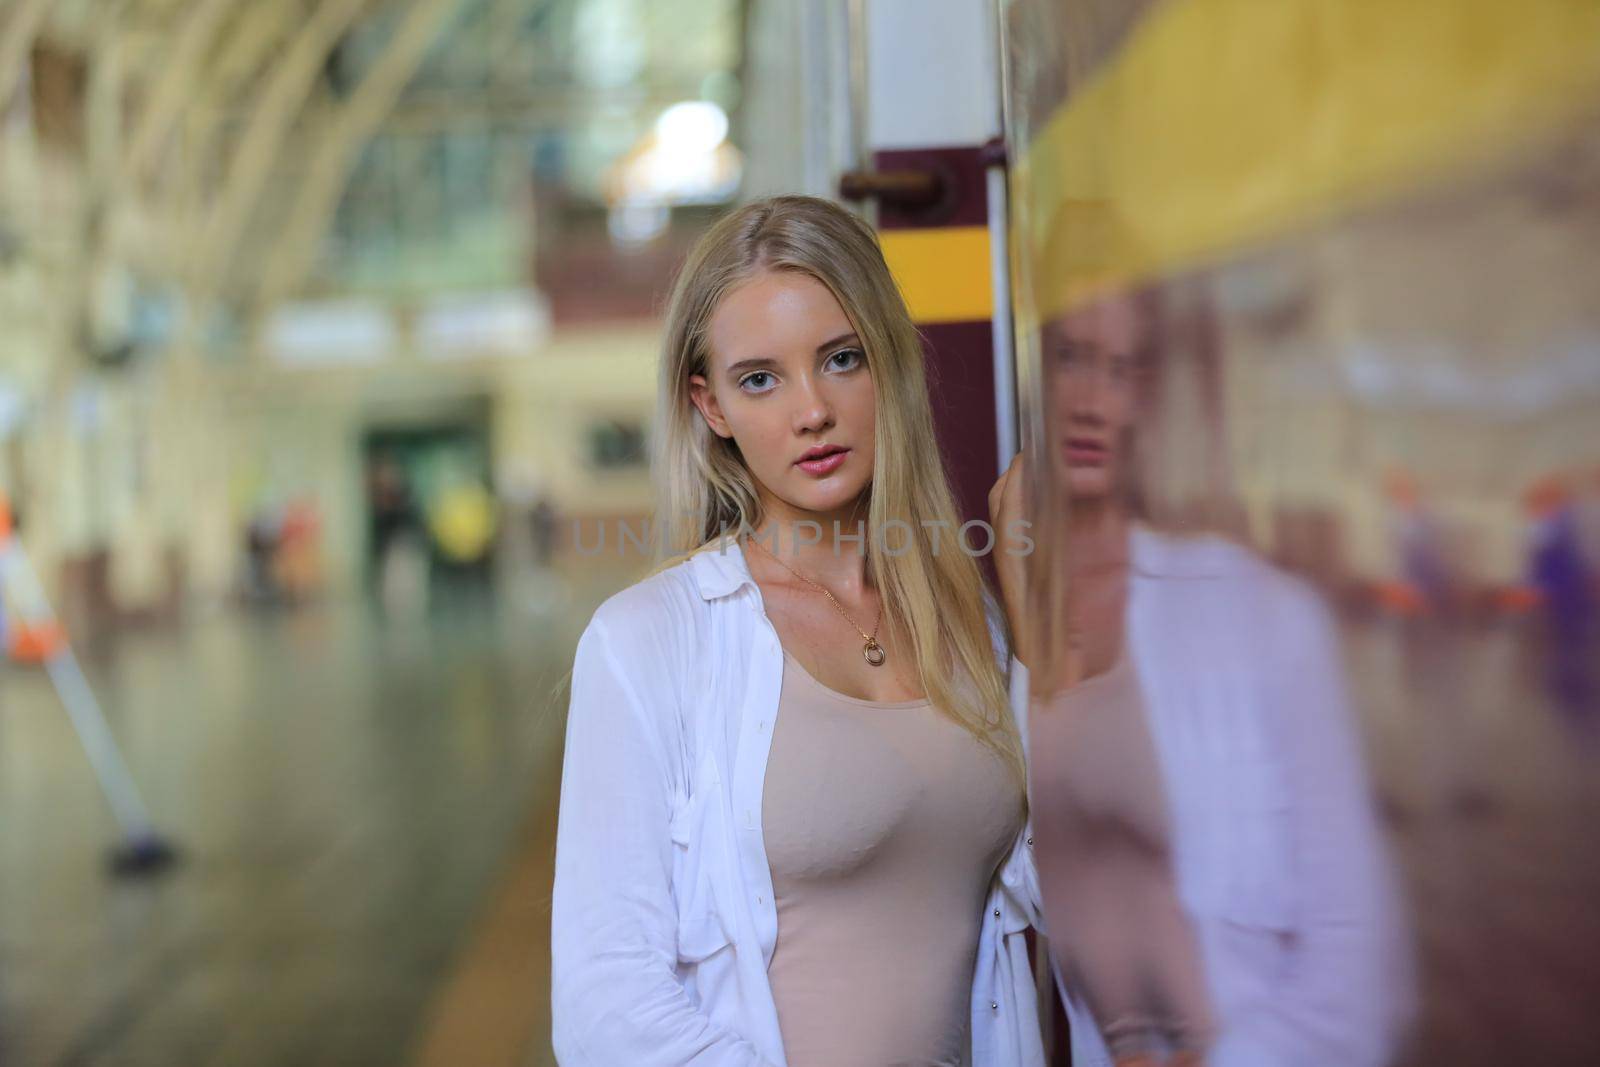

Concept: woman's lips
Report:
left=1062, top=438, right=1110, bottom=466
left=796, top=448, right=850, bottom=476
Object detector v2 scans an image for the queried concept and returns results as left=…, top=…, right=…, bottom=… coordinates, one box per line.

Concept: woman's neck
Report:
left=1062, top=496, right=1132, bottom=571
left=747, top=492, right=872, bottom=594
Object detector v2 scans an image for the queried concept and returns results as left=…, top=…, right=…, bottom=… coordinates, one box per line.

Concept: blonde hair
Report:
left=648, top=195, right=1024, bottom=785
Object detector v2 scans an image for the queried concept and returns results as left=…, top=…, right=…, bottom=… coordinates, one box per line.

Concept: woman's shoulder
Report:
left=1131, top=524, right=1335, bottom=637
left=1134, top=524, right=1304, bottom=588
left=584, top=556, right=703, bottom=653
left=1132, top=523, right=1264, bottom=576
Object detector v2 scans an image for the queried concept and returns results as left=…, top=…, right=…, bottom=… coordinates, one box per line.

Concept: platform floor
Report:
left=2, top=588, right=1597, bottom=1066
left=0, top=578, right=605, bottom=1067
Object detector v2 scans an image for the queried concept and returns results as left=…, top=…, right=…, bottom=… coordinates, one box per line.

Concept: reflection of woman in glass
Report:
left=993, top=289, right=1411, bottom=1067
left=551, top=196, right=1043, bottom=1066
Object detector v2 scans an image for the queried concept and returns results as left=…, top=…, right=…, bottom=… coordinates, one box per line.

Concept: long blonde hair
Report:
left=649, top=195, right=1024, bottom=785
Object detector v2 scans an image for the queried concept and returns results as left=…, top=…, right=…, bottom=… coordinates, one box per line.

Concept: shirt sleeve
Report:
left=1213, top=583, right=1416, bottom=1067
left=550, top=616, right=777, bottom=1067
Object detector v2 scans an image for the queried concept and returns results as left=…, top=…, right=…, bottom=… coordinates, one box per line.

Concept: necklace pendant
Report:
left=863, top=637, right=886, bottom=667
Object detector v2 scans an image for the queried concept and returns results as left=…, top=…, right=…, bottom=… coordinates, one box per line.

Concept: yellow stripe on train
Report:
left=881, top=226, right=994, bottom=325
left=1017, top=0, right=1600, bottom=315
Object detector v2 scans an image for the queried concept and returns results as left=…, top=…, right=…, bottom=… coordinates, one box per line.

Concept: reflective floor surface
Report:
left=2, top=583, right=1598, bottom=1066
left=0, top=576, right=610, bottom=1067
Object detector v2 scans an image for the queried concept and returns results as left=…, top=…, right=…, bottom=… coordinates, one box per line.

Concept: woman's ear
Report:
left=688, top=373, right=734, bottom=439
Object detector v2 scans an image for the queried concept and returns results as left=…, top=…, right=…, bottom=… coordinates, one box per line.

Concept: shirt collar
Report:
left=687, top=533, right=758, bottom=600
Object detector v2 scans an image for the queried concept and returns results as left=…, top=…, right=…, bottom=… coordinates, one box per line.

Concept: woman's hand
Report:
left=988, top=451, right=1033, bottom=669
left=990, top=449, right=1131, bottom=693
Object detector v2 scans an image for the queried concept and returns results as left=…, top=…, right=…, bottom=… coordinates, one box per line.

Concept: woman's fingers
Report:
left=990, top=451, right=1032, bottom=665
left=989, top=450, right=1025, bottom=522
left=987, top=460, right=1010, bottom=519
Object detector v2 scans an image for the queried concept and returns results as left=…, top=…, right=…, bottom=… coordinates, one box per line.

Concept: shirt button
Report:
left=1026, top=835, right=1034, bottom=847
left=993, top=908, right=1001, bottom=918
left=990, top=1001, right=999, bottom=1011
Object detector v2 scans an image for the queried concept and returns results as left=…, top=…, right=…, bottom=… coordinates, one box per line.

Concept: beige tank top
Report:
left=762, top=647, right=1022, bottom=1067
left=1028, top=650, right=1215, bottom=1059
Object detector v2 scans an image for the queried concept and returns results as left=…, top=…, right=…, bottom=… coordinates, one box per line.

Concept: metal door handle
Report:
left=837, top=168, right=945, bottom=210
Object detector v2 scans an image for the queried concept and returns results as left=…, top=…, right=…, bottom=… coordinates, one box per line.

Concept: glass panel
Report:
left=1001, top=2, right=1600, bottom=1062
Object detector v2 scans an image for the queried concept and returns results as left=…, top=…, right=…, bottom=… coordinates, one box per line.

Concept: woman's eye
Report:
left=827, top=347, right=864, bottom=371
left=739, top=371, right=775, bottom=393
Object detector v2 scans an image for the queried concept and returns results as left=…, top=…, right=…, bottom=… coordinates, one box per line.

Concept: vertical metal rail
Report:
left=987, top=154, right=1018, bottom=467
left=841, top=0, right=873, bottom=225
left=991, top=10, right=1059, bottom=1058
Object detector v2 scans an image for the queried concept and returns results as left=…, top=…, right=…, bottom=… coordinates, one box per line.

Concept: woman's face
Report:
left=1043, top=293, right=1145, bottom=501
left=689, top=270, right=877, bottom=519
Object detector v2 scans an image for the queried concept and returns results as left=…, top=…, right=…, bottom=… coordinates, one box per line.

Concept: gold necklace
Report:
left=744, top=534, right=886, bottom=666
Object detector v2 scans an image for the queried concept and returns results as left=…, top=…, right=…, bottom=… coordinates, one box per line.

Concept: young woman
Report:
left=991, top=287, right=1414, bottom=1067
left=550, top=195, right=1044, bottom=1067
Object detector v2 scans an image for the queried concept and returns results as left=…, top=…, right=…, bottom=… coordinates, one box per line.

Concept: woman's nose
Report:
left=1066, top=373, right=1107, bottom=421
left=792, top=377, right=834, bottom=432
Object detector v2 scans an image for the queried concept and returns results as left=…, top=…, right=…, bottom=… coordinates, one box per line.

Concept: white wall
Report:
left=866, top=0, right=1001, bottom=150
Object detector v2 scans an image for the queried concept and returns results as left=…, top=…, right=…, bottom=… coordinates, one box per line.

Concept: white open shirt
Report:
left=551, top=535, right=1044, bottom=1067
left=1027, top=527, right=1415, bottom=1067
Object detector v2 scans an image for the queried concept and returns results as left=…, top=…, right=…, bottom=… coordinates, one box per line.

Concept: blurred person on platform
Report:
left=1523, top=476, right=1596, bottom=714
left=1579, top=466, right=1600, bottom=584
left=531, top=494, right=557, bottom=568
left=426, top=474, right=499, bottom=609
left=1383, top=469, right=1450, bottom=615
left=365, top=455, right=427, bottom=618
left=243, top=506, right=279, bottom=603
left=273, top=496, right=323, bottom=604
left=429, top=476, right=499, bottom=566
left=550, top=196, right=1042, bottom=1067
left=991, top=282, right=1414, bottom=1067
